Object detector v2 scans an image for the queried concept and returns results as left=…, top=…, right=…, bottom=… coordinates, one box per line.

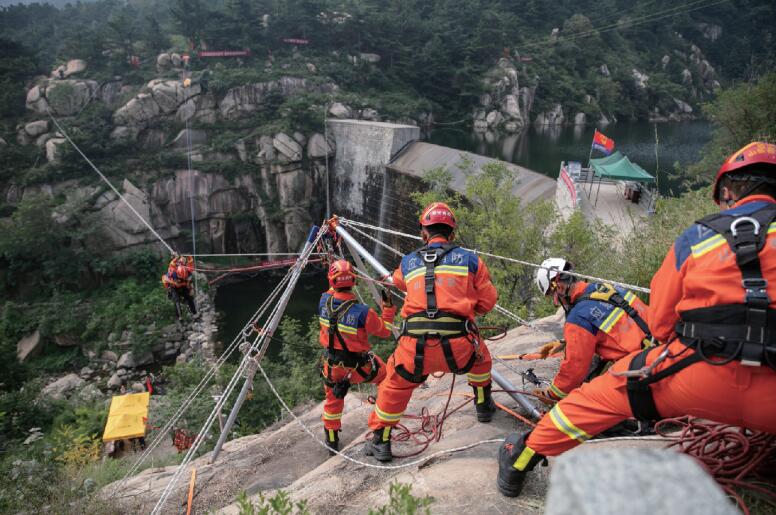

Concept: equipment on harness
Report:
left=623, top=203, right=776, bottom=422
left=575, top=282, right=654, bottom=344
left=322, top=296, right=379, bottom=386
left=331, top=377, right=351, bottom=399
left=395, top=243, right=478, bottom=384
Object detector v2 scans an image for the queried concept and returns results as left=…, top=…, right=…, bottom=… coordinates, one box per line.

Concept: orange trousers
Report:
left=526, top=341, right=776, bottom=456
left=322, top=356, right=386, bottom=431
left=368, top=335, right=492, bottom=430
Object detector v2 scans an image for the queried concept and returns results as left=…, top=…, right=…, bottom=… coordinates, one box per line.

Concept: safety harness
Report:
left=321, top=296, right=379, bottom=398
left=574, top=283, right=653, bottom=344
left=396, top=243, right=478, bottom=383
left=626, top=204, right=776, bottom=421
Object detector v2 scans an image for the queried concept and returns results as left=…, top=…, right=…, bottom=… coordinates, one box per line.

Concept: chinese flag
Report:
left=592, top=129, right=615, bottom=155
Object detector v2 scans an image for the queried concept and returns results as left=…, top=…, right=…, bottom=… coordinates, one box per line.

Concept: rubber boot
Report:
left=324, top=428, right=339, bottom=455
left=473, top=384, right=497, bottom=422
left=364, top=427, right=392, bottom=462
left=497, top=432, right=546, bottom=497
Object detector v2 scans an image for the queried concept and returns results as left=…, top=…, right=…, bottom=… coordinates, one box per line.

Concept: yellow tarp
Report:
left=102, top=392, right=150, bottom=442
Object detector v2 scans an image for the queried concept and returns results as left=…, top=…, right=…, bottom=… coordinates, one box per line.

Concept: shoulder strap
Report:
left=575, top=283, right=652, bottom=338
left=417, top=243, right=459, bottom=318
left=326, top=296, right=357, bottom=352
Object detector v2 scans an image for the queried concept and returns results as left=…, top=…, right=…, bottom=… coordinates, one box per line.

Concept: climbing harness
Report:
left=396, top=243, right=478, bottom=384
left=574, top=282, right=653, bottom=345
left=622, top=204, right=776, bottom=422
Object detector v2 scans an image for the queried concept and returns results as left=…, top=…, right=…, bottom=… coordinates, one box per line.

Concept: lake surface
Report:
left=426, top=120, right=713, bottom=196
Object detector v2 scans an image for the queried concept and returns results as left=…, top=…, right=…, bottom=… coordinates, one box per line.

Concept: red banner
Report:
left=282, top=38, right=310, bottom=45
left=197, top=49, right=252, bottom=58
left=559, top=166, right=577, bottom=204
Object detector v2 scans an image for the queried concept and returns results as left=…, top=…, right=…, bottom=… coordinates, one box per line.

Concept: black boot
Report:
left=473, top=384, right=497, bottom=422
left=324, top=428, right=339, bottom=455
left=497, top=432, right=546, bottom=497
left=364, top=427, right=392, bottom=462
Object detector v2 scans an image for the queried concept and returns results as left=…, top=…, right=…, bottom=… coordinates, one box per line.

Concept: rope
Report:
left=48, top=112, right=175, bottom=254
left=151, top=227, right=327, bottom=514
left=256, top=362, right=502, bottom=470
left=655, top=417, right=776, bottom=514
left=340, top=218, right=651, bottom=294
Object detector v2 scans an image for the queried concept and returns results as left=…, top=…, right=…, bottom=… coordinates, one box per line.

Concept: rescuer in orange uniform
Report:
left=497, top=142, right=776, bottom=497
left=319, top=259, right=396, bottom=453
left=532, top=257, right=652, bottom=401
left=366, top=202, right=499, bottom=461
left=161, top=255, right=197, bottom=321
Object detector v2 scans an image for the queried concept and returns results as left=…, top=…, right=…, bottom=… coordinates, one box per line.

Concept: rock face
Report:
left=24, top=120, right=49, bottom=137
left=117, top=350, right=154, bottom=369
left=51, top=59, right=87, bottom=79
left=41, top=373, right=85, bottom=400
left=535, top=104, right=565, bottom=126
left=632, top=68, right=649, bottom=90
left=29, top=79, right=99, bottom=116
left=17, top=330, right=43, bottom=362
left=476, top=58, right=528, bottom=131
left=219, top=77, right=336, bottom=119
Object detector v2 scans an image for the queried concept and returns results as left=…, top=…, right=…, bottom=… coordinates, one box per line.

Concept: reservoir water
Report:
left=217, top=120, right=713, bottom=344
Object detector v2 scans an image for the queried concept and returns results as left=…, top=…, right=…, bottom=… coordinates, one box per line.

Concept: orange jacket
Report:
left=318, top=290, right=396, bottom=354
left=168, top=256, right=194, bottom=274
left=549, top=281, right=649, bottom=399
left=649, top=195, right=776, bottom=343
left=393, top=237, right=498, bottom=319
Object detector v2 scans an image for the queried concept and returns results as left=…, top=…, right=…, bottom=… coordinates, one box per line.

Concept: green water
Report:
left=426, top=120, right=713, bottom=196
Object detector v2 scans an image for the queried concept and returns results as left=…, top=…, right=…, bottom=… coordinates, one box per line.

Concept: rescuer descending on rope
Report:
left=319, top=259, right=396, bottom=453
left=161, top=255, right=197, bottom=322
left=531, top=257, right=652, bottom=401
left=497, top=142, right=776, bottom=497
left=366, top=202, right=499, bottom=462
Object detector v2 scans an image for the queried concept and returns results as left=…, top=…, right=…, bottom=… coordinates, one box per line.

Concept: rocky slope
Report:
left=102, top=310, right=672, bottom=514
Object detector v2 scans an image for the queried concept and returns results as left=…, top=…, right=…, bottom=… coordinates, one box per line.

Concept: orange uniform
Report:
left=547, top=281, right=650, bottom=400
left=521, top=195, right=776, bottom=459
left=368, top=237, right=498, bottom=430
left=319, top=290, right=396, bottom=431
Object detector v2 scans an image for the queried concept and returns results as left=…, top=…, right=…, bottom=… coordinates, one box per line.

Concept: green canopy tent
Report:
left=588, top=151, right=655, bottom=207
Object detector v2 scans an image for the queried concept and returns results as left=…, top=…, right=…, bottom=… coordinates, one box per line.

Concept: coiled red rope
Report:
left=655, top=416, right=776, bottom=514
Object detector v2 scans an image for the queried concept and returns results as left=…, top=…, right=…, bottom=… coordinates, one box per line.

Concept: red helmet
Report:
left=176, top=265, right=189, bottom=280
left=327, top=259, right=356, bottom=289
left=419, top=202, right=457, bottom=228
left=712, top=142, right=776, bottom=204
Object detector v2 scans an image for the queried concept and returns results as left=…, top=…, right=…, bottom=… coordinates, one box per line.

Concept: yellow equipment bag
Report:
left=102, top=392, right=150, bottom=442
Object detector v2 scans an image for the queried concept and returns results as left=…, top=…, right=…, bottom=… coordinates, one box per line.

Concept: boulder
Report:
left=534, top=104, right=565, bottom=126
left=131, top=382, right=146, bottom=393
left=292, top=131, right=306, bottom=145
left=34, top=133, right=53, bottom=148
left=306, top=62, right=317, bottom=74
left=113, top=93, right=161, bottom=127
left=148, top=79, right=200, bottom=114
left=117, top=350, right=154, bottom=369
left=672, top=98, right=693, bottom=114
left=76, top=383, right=104, bottom=403
left=501, top=94, right=523, bottom=123
left=45, top=138, right=66, bottom=163
left=25, top=85, right=48, bottom=113
left=110, top=126, right=133, bottom=142
left=156, top=53, right=171, bottom=69
left=681, top=69, right=693, bottom=85
left=107, top=372, right=123, bottom=389
left=273, top=132, right=303, bottom=163
left=328, top=102, right=351, bottom=119
left=599, top=64, right=610, bottom=77
left=51, top=59, right=87, bottom=79
left=360, top=108, right=379, bottom=121
left=41, top=373, right=85, bottom=400
left=170, top=53, right=182, bottom=67
left=256, top=135, right=275, bottom=163
left=359, top=53, right=381, bottom=63
left=631, top=68, right=649, bottom=90
left=45, top=79, right=98, bottom=116
left=24, top=120, right=49, bottom=137
left=485, top=110, right=502, bottom=128
left=546, top=448, right=737, bottom=515
left=80, top=366, right=94, bottom=379
left=307, top=133, right=334, bottom=159
left=17, top=330, right=43, bottom=362
left=661, top=55, right=671, bottom=70
left=54, top=334, right=78, bottom=347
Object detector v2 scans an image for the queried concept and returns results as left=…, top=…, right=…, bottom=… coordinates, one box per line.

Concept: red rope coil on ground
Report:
left=655, top=416, right=776, bottom=514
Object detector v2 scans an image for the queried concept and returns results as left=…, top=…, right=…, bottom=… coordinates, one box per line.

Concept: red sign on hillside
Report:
left=282, top=38, right=310, bottom=45
left=197, top=49, right=252, bottom=58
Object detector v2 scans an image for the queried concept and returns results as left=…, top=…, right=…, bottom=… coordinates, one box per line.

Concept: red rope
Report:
left=655, top=417, right=776, bottom=514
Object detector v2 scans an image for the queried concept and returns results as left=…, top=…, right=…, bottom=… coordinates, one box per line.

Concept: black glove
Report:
left=381, top=288, right=393, bottom=308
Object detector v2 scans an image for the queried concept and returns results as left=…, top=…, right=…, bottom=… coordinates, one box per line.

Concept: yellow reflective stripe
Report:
left=623, top=291, right=637, bottom=305
left=599, top=307, right=625, bottom=333
left=404, top=268, right=426, bottom=282
left=382, top=426, right=392, bottom=441
left=323, top=411, right=342, bottom=420
left=327, top=429, right=336, bottom=442
left=406, top=328, right=464, bottom=336
left=476, top=386, right=485, bottom=403
left=319, top=317, right=330, bottom=327
left=384, top=321, right=395, bottom=330
left=549, top=405, right=591, bottom=442
left=337, top=324, right=358, bottom=335
left=549, top=383, right=567, bottom=399
left=691, top=234, right=726, bottom=258
left=513, top=446, right=536, bottom=471
left=435, top=265, right=469, bottom=277
left=374, top=405, right=403, bottom=422
left=769, top=222, right=776, bottom=234
left=467, top=371, right=491, bottom=382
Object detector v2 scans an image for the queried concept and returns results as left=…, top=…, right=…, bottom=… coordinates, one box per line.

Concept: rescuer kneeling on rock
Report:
left=366, top=202, right=499, bottom=462
left=162, top=255, right=197, bottom=322
left=497, top=142, right=776, bottom=497
left=532, top=257, right=652, bottom=402
left=319, top=259, right=396, bottom=453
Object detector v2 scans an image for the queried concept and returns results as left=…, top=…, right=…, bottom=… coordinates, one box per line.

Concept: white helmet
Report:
left=536, top=258, right=572, bottom=295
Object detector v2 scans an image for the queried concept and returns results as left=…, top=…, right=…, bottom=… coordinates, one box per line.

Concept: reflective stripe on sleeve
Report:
left=548, top=404, right=591, bottom=443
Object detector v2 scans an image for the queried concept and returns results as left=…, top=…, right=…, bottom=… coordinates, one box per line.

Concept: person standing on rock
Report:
left=497, top=142, right=776, bottom=497
left=365, top=202, right=499, bottom=462
left=319, top=259, right=396, bottom=453
left=530, top=257, right=652, bottom=402
left=162, top=255, right=197, bottom=322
